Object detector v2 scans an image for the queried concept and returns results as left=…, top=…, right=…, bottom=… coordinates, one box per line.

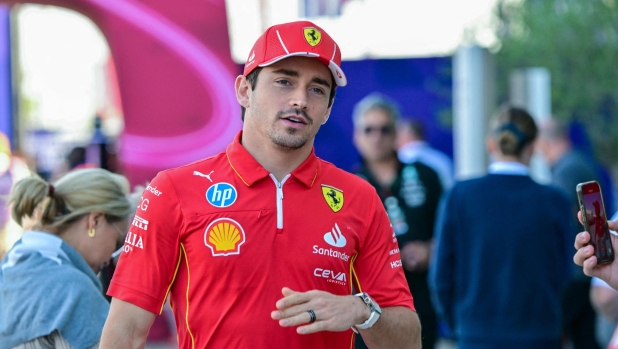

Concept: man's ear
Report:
left=235, top=75, right=250, bottom=109
left=352, top=128, right=361, bottom=149
left=486, top=136, right=497, bottom=154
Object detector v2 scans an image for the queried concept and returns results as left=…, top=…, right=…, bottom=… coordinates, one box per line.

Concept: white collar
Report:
left=401, top=140, right=428, bottom=150
left=488, top=161, right=529, bottom=176
left=2, top=231, right=68, bottom=270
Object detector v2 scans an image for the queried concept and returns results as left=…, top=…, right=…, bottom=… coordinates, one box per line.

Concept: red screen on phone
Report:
left=581, top=181, right=614, bottom=264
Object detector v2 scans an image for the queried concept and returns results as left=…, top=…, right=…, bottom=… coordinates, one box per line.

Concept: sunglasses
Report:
left=363, top=125, right=394, bottom=136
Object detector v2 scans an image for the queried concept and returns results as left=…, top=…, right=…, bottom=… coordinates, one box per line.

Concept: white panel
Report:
left=509, top=68, right=552, bottom=184
left=453, top=45, right=493, bottom=180
left=226, top=0, right=501, bottom=63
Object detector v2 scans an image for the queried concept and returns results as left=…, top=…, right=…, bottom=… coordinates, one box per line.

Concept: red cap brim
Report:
left=258, top=52, right=347, bottom=87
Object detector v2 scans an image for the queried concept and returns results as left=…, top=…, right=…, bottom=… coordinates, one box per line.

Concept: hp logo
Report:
left=206, top=183, right=237, bottom=208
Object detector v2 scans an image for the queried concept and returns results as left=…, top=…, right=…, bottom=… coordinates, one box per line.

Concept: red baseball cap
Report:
left=243, top=21, right=347, bottom=87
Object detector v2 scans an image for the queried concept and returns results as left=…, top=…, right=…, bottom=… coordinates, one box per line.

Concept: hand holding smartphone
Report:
left=576, top=181, right=615, bottom=265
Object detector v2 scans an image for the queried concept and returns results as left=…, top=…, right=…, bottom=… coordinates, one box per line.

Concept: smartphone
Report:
left=576, top=181, right=614, bottom=265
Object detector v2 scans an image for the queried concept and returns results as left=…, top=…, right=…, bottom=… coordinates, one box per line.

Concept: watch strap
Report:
left=353, top=292, right=381, bottom=331
left=355, top=310, right=380, bottom=329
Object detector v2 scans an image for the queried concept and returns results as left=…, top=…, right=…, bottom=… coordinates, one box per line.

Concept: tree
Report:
left=495, top=0, right=618, bottom=164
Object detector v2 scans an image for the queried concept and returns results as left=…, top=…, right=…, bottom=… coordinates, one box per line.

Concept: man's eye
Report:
left=312, top=88, right=325, bottom=95
left=276, top=80, right=291, bottom=86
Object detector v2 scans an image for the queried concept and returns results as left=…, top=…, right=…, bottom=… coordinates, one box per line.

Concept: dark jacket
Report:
left=429, top=174, right=573, bottom=347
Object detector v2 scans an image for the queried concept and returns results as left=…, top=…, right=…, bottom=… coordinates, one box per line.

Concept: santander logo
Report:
left=324, top=223, right=346, bottom=248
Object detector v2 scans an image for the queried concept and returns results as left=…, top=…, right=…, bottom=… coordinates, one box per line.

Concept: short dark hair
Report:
left=240, top=67, right=337, bottom=121
left=352, top=93, right=400, bottom=129
left=540, top=118, right=569, bottom=140
left=407, top=119, right=425, bottom=140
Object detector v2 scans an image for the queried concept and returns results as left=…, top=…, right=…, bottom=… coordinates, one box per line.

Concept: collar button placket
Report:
left=269, top=174, right=291, bottom=234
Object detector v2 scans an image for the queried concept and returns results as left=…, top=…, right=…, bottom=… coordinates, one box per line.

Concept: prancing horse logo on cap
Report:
left=303, top=27, right=322, bottom=47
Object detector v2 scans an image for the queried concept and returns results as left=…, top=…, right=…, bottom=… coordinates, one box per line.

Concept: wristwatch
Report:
left=353, top=292, right=382, bottom=330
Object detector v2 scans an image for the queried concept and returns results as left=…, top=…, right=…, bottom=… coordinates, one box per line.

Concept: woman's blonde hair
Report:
left=491, top=106, right=538, bottom=157
left=9, top=168, right=132, bottom=230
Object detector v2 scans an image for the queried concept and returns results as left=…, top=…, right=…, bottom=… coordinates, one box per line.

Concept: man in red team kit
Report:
left=101, top=21, right=421, bottom=349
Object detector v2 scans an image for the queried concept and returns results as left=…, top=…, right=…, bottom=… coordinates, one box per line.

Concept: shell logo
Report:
left=204, top=218, right=246, bottom=256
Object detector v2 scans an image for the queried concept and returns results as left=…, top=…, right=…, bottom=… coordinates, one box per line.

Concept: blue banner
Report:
left=316, top=57, right=453, bottom=172
left=0, top=5, right=11, bottom=144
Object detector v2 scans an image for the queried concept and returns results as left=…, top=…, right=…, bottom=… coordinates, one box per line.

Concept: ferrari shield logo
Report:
left=303, top=27, right=322, bottom=47
left=322, top=185, right=344, bottom=213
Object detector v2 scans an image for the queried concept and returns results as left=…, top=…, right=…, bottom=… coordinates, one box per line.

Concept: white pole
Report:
left=509, top=68, right=552, bottom=184
left=453, top=45, right=495, bottom=180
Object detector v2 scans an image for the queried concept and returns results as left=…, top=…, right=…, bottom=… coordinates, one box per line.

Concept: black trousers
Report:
left=562, top=278, right=601, bottom=349
left=355, top=272, right=436, bottom=349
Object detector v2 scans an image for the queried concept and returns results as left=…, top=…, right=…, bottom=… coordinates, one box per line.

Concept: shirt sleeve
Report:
left=352, top=191, right=415, bottom=311
left=107, top=172, right=184, bottom=314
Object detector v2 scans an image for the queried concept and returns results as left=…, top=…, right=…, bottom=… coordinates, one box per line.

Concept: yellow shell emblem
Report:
left=303, top=27, right=322, bottom=47
left=204, top=218, right=245, bottom=256
left=322, top=185, right=344, bottom=213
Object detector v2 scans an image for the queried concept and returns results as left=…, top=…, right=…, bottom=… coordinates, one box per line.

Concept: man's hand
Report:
left=401, top=241, right=431, bottom=272
left=574, top=212, right=618, bottom=290
left=271, top=287, right=369, bottom=334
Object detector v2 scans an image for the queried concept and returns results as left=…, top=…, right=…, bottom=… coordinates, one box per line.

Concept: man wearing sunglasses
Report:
left=353, top=93, right=443, bottom=349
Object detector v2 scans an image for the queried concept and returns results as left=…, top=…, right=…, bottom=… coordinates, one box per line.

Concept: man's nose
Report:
left=289, top=88, right=309, bottom=109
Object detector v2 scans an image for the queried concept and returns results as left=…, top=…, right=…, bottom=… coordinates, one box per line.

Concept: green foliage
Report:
left=495, top=0, right=618, bottom=164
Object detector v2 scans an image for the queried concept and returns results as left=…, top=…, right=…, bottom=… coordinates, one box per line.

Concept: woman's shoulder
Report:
left=3, top=250, right=101, bottom=298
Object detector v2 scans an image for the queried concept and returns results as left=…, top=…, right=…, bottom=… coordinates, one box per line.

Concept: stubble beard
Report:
left=268, top=128, right=308, bottom=150
left=267, top=109, right=314, bottom=150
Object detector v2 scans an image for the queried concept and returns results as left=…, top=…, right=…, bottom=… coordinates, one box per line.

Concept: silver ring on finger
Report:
left=307, top=310, right=316, bottom=323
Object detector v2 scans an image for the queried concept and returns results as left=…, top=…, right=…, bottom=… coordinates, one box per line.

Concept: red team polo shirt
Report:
left=108, top=132, right=414, bottom=349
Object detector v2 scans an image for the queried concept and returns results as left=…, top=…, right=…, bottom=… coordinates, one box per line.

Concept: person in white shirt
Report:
left=397, top=119, right=454, bottom=191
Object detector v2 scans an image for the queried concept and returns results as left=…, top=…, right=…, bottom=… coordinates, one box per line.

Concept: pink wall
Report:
left=4, top=0, right=243, bottom=185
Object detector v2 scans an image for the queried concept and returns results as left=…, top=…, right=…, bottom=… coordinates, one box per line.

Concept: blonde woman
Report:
left=0, top=169, right=132, bottom=349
